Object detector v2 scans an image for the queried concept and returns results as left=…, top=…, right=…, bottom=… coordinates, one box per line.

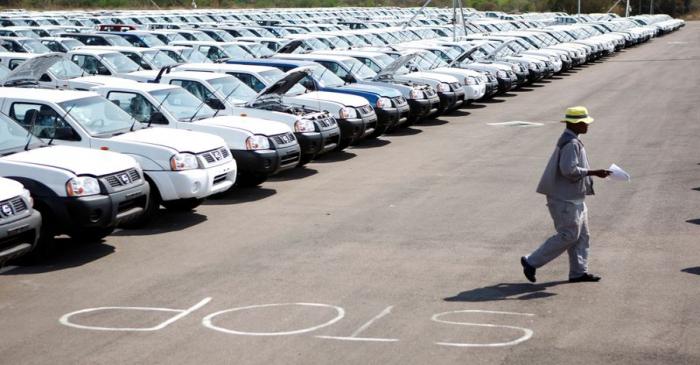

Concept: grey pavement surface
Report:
left=1, top=23, right=699, bottom=365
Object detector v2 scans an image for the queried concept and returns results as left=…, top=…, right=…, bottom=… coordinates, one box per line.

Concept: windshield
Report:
left=138, top=33, right=165, bottom=47
left=61, top=38, right=83, bottom=51
left=374, top=54, right=396, bottom=67
left=259, top=69, right=306, bottom=95
left=182, top=48, right=211, bottom=63
left=245, top=43, right=274, bottom=58
left=309, top=64, right=345, bottom=88
left=16, top=30, right=38, bottom=38
left=221, top=44, right=252, bottom=59
left=304, top=38, right=328, bottom=50
left=59, top=96, right=139, bottom=136
left=143, top=50, right=179, bottom=68
left=210, top=76, right=257, bottom=104
left=0, top=115, right=43, bottom=154
left=20, top=39, right=51, bottom=54
left=342, top=58, right=376, bottom=79
left=49, top=59, right=85, bottom=79
left=106, top=36, right=133, bottom=47
left=151, top=88, right=215, bottom=121
left=102, top=52, right=140, bottom=73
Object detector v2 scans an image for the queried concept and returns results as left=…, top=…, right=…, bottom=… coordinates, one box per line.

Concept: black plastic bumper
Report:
left=42, top=183, right=149, bottom=235
left=0, top=210, right=41, bottom=263
left=497, top=78, right=513, bottom=94
left=408, top=97, right=440, bottom=120
left=231, top=144, right=301, bottom=176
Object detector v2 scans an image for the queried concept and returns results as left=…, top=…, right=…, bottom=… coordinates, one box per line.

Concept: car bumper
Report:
left=147, top=161, right=236, bottom=201
left=339, top=113, right=378, bottom=141
left=408, top=97, right=440, bottom=119
left=231, top=144, right=301, bottom=176
left=463, top=83, right=486, bottom=101
left=376, top=105, right=410, bottom=130
left=0, top=210, right=41, bottom=263
left=497, top=78, right=513, bottom=93
left=296, top=127, right=341, bottom=156
left=437, top=91, right=462, bottom=111
left=45, top=183, right=150, bottom=234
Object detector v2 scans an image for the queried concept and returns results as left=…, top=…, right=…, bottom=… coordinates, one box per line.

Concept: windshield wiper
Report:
left=23, top=109, right=39, bottom=151
left=212, top=84, right=239, bottom=118
left=188, top=100, right=208, bottom=123
left=150, top=91, right=171, bottom=127
left=47, top=104, right=75, bottom=146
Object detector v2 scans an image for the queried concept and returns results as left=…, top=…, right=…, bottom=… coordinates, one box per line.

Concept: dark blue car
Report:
left=226, top=58, right=409, bottom=137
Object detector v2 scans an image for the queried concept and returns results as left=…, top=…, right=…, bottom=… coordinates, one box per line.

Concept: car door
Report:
left=105, top=91, right=161, bottom=124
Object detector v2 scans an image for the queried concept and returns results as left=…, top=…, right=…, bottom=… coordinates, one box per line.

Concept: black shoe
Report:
left=521, top=256, right=536, bottom=283
left=569, top=273, right=601, bottom=283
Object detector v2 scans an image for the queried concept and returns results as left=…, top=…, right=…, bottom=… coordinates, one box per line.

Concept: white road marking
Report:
left=202, top=303, right=345, bottom=336
left=432, top=310, right=535, bottom=348
left=0, top=265, right=18, bottom=274
left=317, top=305, right=399, bottom=342
left=59, top=297, right=211, bottom=331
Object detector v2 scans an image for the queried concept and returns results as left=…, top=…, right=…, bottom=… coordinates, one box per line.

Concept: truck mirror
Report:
left=52, top=127, right=79, bottom=141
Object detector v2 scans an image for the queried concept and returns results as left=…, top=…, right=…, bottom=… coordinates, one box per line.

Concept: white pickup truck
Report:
left=0, top=87, right=237, bottom=224
left=0, top=177, right=41, bottom=265
left=68, top=76, right=301, bottom=187
left=0, top=114, right=149, bottom=251
left=122, top=68, right=341, bottom=164
left=174, top=63, right=378, bottom=150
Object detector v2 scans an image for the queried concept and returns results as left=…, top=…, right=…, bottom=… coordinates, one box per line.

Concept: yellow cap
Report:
left=561, top=106, right=594, bottom=124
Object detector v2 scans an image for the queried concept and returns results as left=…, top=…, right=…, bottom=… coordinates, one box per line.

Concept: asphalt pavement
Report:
left=1, top=22, right=699, bottom=365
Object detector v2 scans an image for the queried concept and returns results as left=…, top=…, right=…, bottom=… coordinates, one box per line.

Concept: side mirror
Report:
left=148, top=112, right=168, bottom=125
left=343, top=74, right=354, bottom=83
left=205, top=98, right=225, bottom=110
left=52, top=127, right=79, bottom=141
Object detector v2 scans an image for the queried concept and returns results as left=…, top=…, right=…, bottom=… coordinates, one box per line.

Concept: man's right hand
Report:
left=588, top=169, right=612, bottom=178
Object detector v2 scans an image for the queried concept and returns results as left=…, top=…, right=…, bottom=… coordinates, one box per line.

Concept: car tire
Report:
left=121, top=180, right=160, bottom=229
left=161, top=198, right=204, bottom=212
left=235, top=172, right=268, bottom=187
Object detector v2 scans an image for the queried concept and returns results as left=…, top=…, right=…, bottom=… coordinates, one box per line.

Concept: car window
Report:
left=107, top=91, right=158, bottom=124
left=231, top=72, right=266, bottom=92
left=169, top=79, right=216, bottom=102
left=41, top=40, right=63, bottom=52
left=199, top=45, right=228, bottom=62
left=71, top=54, right=111, bottom=75
left=8, top=59, right=25, bottom=70
left=10, top=102, right=77, bottom=140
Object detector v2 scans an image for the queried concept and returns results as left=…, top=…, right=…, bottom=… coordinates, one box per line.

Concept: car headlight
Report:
left=465, top=76, right=477, bottom=85
left=338, top=106, right=357, bottom=119
left=66, top=176, right=100, bottom=197
left=245, top=135, right=270, bottom=150
left=409, top=89, right=423, bottom=99
left=170, top=153, right=199, bottom=171
left=376, top=97, right=391, bottom=109
left=528, top=63, right=537, bottom=70
left=549, top=56, right=557, bottom=62
left=294, top=119, right=316, bottom=133
left=496, top=70, right=507, bottom=78
left=511, top=65, right=519, bottom=72
left=437, top=83, right=450, bottom=92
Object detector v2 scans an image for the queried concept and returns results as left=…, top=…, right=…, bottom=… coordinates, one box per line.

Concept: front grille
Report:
left=449, top=82, right=461, bottom=91
left=200, top=147, right=231, bottom=164
left=271, top=132, right=296, bottom=146
left=0, top=196, right=28, bottom=218
left=358, top=105, right=373, bottom=115
left=487, top=74, right=497, bottom=82
left=424, top=88, right=436, bottom=97
left=280, top=152, right=300, bottom=166
left=117, top=196, right=145, bottom=214
left=316, top=116, right=337, bottom=128
left=103, top=168, right=142, bottom=189
left=391, top=96, right=407, bottom=106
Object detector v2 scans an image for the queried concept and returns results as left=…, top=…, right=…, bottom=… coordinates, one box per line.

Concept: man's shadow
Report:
left=444, top=281, right=568, bottom=302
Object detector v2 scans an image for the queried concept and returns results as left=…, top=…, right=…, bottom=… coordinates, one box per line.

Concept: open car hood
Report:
left=448, top=45, right=480, bottom=67
left=1, top=52, right=66, bottom=87
left=249, top=66, right=311, bottom=104
left=374, top=53, right=418, bottom=79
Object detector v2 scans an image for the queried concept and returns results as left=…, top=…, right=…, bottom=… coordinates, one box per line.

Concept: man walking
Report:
left=521, top=106, right=611, bottom=283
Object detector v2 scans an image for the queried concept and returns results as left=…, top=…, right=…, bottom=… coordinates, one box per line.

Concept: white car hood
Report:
left=111, top=128, right=225, bottom=154
left=197, top=115, right=291, bottom=136
left=296, top=91, right=369, bottom=107
left=409, top=71, right=458, bottom=83
left=0, top=178, right=24, bottom=201
left=4, top=145, right=137, bottom=176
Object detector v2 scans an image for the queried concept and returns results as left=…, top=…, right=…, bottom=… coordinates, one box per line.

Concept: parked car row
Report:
left=0, top=7, right=684, bottom=265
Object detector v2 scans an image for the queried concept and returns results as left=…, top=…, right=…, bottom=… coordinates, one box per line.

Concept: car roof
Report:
left=177, top=63, right=278, bottom=73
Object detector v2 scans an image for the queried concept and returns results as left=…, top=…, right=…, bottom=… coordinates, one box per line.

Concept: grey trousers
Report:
left=526, top=197, right=590, bottom=278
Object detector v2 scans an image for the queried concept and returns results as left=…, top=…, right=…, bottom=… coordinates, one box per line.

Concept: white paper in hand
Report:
left=608, top=163, right=631, bottom=182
